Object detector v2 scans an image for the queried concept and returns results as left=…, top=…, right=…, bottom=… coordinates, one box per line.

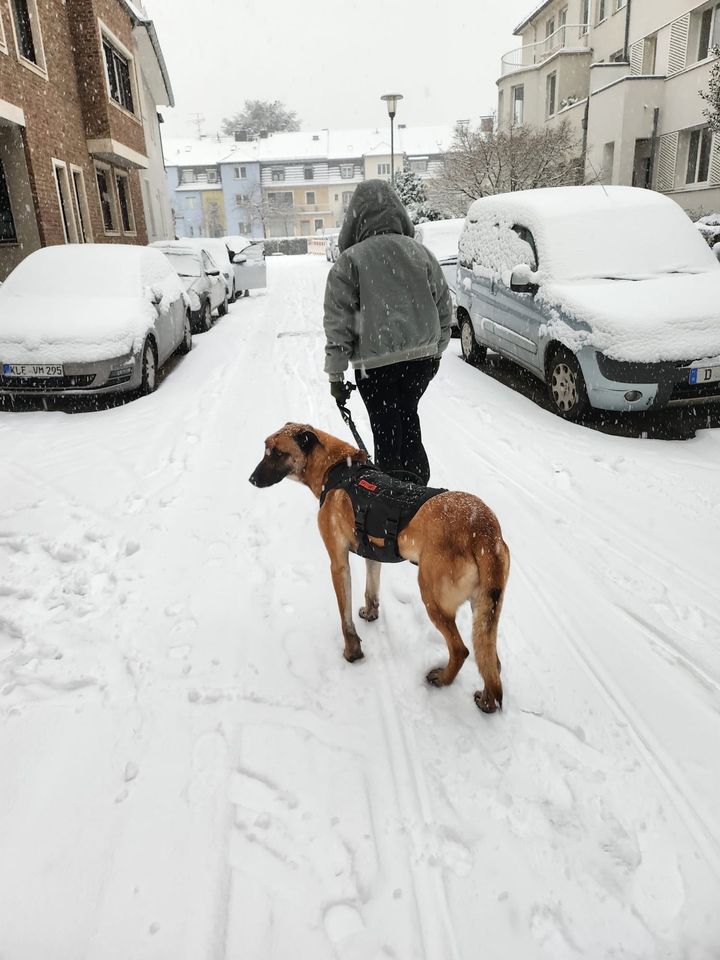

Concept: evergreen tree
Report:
left=700, top=47, right=720, bottom=133
left=394, top=170, right=449, bottom=224
left=222, top=100, right=300, bottom=140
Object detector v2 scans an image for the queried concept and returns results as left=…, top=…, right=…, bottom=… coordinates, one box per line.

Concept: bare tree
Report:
left=441, top=121, right=588, bottom=204
left=222, top=100, right=300, bottom=140
left=700, top=47, right=720, bottom=133
left=243, top=185, right=295, bottom=238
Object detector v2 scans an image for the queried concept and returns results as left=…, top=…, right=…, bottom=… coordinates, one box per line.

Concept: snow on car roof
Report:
left=416, top=218, right=465, bottom=262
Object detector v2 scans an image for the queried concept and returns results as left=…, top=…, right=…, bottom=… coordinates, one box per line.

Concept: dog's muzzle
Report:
left=249, top=460, right=290, bottom=487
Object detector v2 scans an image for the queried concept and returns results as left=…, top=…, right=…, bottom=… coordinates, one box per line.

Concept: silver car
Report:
left=152, top=243, right=227, bottom=332
left=456, top=186, right=720, bottom=420
left=0, top=245, right=191, bottom=399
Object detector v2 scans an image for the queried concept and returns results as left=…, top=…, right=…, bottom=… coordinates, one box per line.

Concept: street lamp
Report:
left=381, top=93, right=403, bottom=184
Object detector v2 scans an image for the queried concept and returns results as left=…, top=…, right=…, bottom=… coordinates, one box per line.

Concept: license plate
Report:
left=2, top=363, right=64, bottom=378
left=688, top=365, right=720, bottom=385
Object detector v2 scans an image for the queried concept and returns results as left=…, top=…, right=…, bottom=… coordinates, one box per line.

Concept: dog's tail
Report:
left=470, top=537, right=510, bottom=712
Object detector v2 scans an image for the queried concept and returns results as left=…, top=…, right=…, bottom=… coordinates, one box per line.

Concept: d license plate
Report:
left=688, top=365, right=720, bottom=385
left=2, top=363, right=64, bottom=378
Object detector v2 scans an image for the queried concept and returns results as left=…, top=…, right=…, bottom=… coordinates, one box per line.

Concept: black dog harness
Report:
left=319, top=461, right=447, bottom=564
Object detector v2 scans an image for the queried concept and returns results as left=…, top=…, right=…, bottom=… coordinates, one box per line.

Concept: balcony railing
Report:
left=501, top=24, right=590, bottom=75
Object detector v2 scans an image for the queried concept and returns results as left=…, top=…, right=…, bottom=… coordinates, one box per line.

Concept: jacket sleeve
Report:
left=323, top=254, right=359, bottom=381
left=427, top=254, right=452, bottom=358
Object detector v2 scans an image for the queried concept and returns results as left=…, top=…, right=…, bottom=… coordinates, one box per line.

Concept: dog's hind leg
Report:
left=359, top=559, right=381, bottom=622
left=419, top=570, right=469, bottom=687
left=471, top=584, right=505, bottom=713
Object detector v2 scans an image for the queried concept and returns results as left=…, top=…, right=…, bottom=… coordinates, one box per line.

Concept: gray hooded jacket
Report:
left=323, top=180, right=452, bottom=381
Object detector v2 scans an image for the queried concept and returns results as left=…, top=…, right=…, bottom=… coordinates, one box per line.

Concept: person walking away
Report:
left=323, top=179, right=451, bottom=485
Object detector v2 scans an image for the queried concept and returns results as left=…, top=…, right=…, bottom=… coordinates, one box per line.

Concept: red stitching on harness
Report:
left=358, top=479, right=378, bottom=492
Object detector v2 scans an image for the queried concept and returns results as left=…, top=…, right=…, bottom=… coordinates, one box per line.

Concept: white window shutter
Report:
left=709, top=133, right=720, bottom=186
left=667, top=14, right=690, bottom=75
left=630, top=40, right=644, bottom=75
left=656, top=133, right=678, bottom=192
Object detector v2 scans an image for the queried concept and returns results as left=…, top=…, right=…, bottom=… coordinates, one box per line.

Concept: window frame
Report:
left=696, top=2, right=720, bottom=61
left=304, top=166, right=314, bottom=180
left=94, top=161, right=120, bottom=236
left=8, top=0, right=46, bottom=76
left=340, top=164, right=354, bottom=179
left=0, top=159, right=17, bottom=245
left=377, top=163, right=390, bottom=175
left=597, top=0, right=607, bottom=23
left=69, top=164, right=93, bottom=243
left=615, top=0, right=627, bottom=10
left=409, top=158, right=428, bottom=173
left=234, top=165, right=247, bottom=179
left=0, top=3, right=8, bottom=55
left=99, top=21, right=140, bottom=120
left=511, top=84, right=525, bottom=125
left=271, top=168, right=286, bottom=182
left=314, top=218, right=324, bottom=232
left=115, top=169, right=136, bottom=235
left=305, top=190, right=316, bottom=205
left=546, top=72, right=557, bottom=117
left=580, top=0, right=591, bottom=35
left=685, top=126, right=713, bottom=185
left=52, top=159, right=79, bottom=244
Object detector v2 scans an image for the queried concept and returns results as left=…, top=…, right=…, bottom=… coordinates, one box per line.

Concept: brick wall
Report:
left=0, top=0, right=148, bottom=260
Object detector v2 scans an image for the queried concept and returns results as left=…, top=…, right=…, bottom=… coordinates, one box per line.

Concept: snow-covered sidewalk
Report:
left=1, top=255, right=718, bottom=959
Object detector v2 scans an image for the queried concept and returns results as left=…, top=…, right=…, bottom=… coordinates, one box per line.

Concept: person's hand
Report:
left=330, top=380, right=353, bottom=404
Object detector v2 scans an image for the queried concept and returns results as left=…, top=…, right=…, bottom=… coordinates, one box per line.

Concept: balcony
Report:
left=501, top=24, right=590, bottom=75
left=293, top=203, right=331, bottom=214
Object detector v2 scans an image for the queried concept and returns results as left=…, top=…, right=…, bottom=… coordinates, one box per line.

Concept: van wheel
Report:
left=218, top=294, right=229, bottom=317
left=460, top=316, right=486, bottom=365
left=177, top=311, right=192, bottom=355
left=548, top=348, right=589, bottom=420
left=197, top=300, right=213, bottom=332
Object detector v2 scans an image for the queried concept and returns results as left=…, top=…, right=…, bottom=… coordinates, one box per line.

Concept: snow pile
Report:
left=461, top=186, right=720, bottom=362
left=415, top=218, right=465, bottom=263
left=695, top=213, right=720, bottom=262
left=0, top=245, right=185, bottom=364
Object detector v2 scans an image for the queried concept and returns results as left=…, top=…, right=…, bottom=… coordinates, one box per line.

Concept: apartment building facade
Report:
left=0, top=0, right=174, bottom=281
left=497, top=0, right=720, bottom=212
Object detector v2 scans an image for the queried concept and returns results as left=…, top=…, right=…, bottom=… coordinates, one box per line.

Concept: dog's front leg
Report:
left=328, top=549, right=363, bottom=662
left=359, top=559, right=381, bottom=622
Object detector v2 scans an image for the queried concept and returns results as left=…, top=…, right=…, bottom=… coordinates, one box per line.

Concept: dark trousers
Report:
left=355, top=358, right=436, bottom=485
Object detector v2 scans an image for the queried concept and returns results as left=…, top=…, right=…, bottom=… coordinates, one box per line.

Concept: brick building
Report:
left=0, top=0, right=174, bottom=281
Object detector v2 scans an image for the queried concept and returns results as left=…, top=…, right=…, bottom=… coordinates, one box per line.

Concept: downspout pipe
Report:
left=623, top=0, right=633, bottom=62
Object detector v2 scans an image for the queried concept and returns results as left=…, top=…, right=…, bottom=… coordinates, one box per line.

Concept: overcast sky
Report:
left=147, top=0, right=533, bottom=140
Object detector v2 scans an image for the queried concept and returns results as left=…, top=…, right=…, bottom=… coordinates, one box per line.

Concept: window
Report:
left=511, top=225, right=539, bottom=270
left=409, top=159, right=428, bottom=173
left=70, top=166, right=92, bottom=242
left=235, top=193, right=250, bottom=205
left=602, top=142, right=615, bottom=183
left=0, top=6, right=7, bottom=53
left=234, top=166, right=247, bottom=179
left=340, top=164, right=354, bottom=179
left=115, top=172, right=135, bottom=233
left=377, top=163, right=390, bottom=175
left=185, top=196, right=198, bottom=210
left=306, top=191, right=316, bottom=204
left=610, top=49, right=625, bottom=62
left=616, top=0, right=626, bottom=9
left=498, top=90, right=505, bottom=123
left=580, top=0, right=590, bottom=34
left=597, top=0, right=607, bottom=22
left=10, top=0, right=45, bottom=70
left=304, top=166, right=314, bottom=180
left=546, top=16, right=555, bottom=37
left=268, top=191, right=293, bottom=207
left=558, top=6, right=568, bottom=42
left=511, top=85, right=524, bottom=125
left=53, top=161, right=78, bottom=244
left=314, top=219, right=323, bottom=232
left=686, top=127, right=713, bottom=184
left=103, top=36, right=135, bottom=114
left=342, top=190, right=353, bottom=210
left=206, top=168, right=218, bottom=183
left=95, top=164, right=118, bottom=233
left=546, top=72, right=557, bottom=116
left=0, top=161, right=17, bottom=244
left=697, top=4, right=720, bottom=61
left=271, top=168, right=285, bottom=182
left=643, top=34, right=658, bottom=73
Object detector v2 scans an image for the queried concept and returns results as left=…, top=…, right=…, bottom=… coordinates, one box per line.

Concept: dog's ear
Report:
left=295, top=429, right=320, bottom=454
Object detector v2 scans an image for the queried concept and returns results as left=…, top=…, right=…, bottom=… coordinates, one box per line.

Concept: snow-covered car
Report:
left=456, top=186, right=720, bottom=420
left=415, top=218, right=465, bottom=332
left=152, top=242, right=227, bottom=332
left=223, top=235, right=268, bottom=295
left=154, top=238, right=234, bottom=305
left=0, top=245, right=191, bottom=399
left=325, top=233, right=340, bottom=263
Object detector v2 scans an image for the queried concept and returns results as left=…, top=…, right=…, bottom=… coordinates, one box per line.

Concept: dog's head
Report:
left=249, top=423, right=321, bottom=488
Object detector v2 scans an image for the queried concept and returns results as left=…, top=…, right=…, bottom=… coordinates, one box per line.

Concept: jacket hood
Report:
left=338, top=179, right=415, bottom=252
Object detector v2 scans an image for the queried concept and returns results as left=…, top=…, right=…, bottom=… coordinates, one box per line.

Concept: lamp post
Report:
left=381, top=93, right=403, bottom=184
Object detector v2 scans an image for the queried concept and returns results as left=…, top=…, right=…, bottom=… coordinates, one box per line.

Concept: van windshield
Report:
left=164, top=252, right=202, bottom=278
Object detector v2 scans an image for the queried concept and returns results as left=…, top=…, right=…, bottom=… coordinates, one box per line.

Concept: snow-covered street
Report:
left=1, top=254, right=719, bottom=959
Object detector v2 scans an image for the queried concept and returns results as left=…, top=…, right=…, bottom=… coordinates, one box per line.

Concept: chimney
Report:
left=235, top=129, right=249, bottom=142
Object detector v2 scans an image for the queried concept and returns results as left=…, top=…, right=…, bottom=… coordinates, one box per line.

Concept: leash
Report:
left=335, top=383, right=371, bottom=458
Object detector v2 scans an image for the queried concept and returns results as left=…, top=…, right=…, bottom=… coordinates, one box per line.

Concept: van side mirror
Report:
left=206, top=269, right=221, bottom=277
left=510, top=264, right=538, bottom=295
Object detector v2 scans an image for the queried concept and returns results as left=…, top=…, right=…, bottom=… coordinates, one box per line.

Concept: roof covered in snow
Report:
left=513, top=0, right=556, bottom=35
left=164, top=123, right=466, bottom=168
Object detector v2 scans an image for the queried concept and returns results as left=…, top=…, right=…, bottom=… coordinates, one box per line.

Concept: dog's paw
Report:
left=358, top=604, right=379, bottom=622
left=474, top=688, right=502, bottom=713
left=426, top=667, right=448, bottom=687
left=344, top=648, right=365, bottom=663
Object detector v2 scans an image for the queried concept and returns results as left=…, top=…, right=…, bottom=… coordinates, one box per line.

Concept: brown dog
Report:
left=249, top=423, right=510, bottom=713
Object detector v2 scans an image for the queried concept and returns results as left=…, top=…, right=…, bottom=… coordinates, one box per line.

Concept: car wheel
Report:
left=244, top=289, right=250, bottom=297
left=177, top=311, right=193, bottom=355
left=218, top=294, right=229, bottom=317
left=197, top=300, right=213, bottom=332
left=548, top=347, right=589, bottom=421
left=139, top=338, right=158, bottom=396
left=231, top=282, right=238, bottom=303
left=460, top=316, right=486, bottom=365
